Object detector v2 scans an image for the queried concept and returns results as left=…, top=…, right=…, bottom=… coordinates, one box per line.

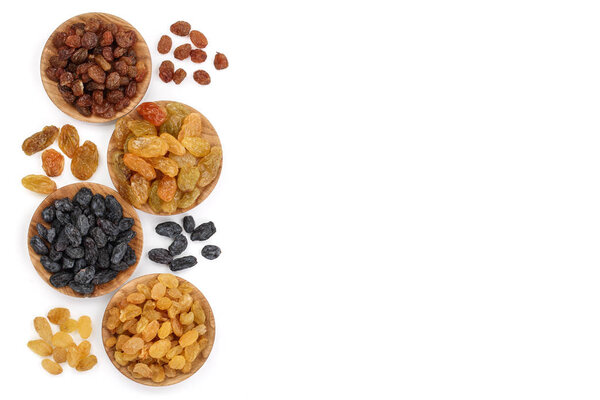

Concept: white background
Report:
left=0, top=0, right=598, bottom=398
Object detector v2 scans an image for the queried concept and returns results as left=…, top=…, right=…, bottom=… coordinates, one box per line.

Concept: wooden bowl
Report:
left=102, top=274, right=216, bottom=386
left=107, top=101, right=223, bottom=215
left=40, top=12, right=152, bottom=123
left=27, top=182, right=143, bottom=298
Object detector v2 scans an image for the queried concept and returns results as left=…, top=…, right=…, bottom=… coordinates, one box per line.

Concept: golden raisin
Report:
left=168, top=355, right=186, bottom=370
left=48, top=308, right=70, bottom=325
left=22, top=126, right=59, bottom=155
left=181, top=136, right=211, bottom=157
left=198, top=146, right=222, bottom=187
left=22, top=175, right=56, bottom=194
left=151, top=282, right=166, bottom=300
left=41, top=149, right=65, bottom=177
left=52, top=331, right=74, bottom=348
left=27, top=340, right=53, bottom=356
left=157, top=175, right=177, bottom=202
left=123, top=153, right=156, bottom=180
left=78, top=316, right=92, bottom=339
left=178, top=113, right=202, bottom=141
left=177, top=166, right=200, bottom=192
left=53, top=347, right=67, bottom=363
left=71, top=140, right=99, bottom=180
left=34, top=317, right=53, bottom=344
left=148, top=156, right=179, bottom=177
left=58, top=124, right=79, bottom=158
left=42, top=359, right=63, bottom=375
left=179, top=330, right=199, bottom=347
left=76, top=355, right=97, bottom=371
left=159, top=133, right=186, bottom=155
left=60, top=318, right=78, bottom=333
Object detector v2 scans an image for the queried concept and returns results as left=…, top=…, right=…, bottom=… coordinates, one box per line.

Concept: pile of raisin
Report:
left=45, top=17, right=148, bottom=118
left=149, top=216, right=220, bottom=271
left=30, top=187, right=138, bottom=295
left=112, top=102, right=222, bottom=213
left=28, top=308, right=97, bottom=375
left=104, top=273, right=212, bottom=382
left=21, top=124, right=99, bottom=194
left=156, top=21, right=228, bottom=86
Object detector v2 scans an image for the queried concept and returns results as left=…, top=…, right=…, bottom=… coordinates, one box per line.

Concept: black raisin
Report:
left=42, top=206, right=55, bottom=222
left=50, top=271, right=74, bottom=288
left=73, top=187, right=93, bottom=207
left=41, top=256, right=62, bottom=273
left=63, top=223, right=82, bottom=247
left=123, top=246, right=136, bottom=266
left=183, top=216, right=195, bottom=233
left=89, top=227, right=107, bottom=248
left=84, top=237, right=98, bottom=265
left=169, top=255, right=198, bottom=271
left=69, top=281, right=95, bottom=295
left=155, top=221, right=183, bottom=238
left=148, top=248, right=173, bottom=265
left=97, top=247, right=110, bottom=269
left=62, top=257, right=75, bottom=270
left=74, top=258, right=87, bottom=274
left=36, top=223, right=48, bottom=241
left=55, top=210, right=71, bottom=225
left=54, top=230, right=69, bottom=252
left=90, top=194, right=106, bottom=217
left=48, top=248, right=62, bottom=262
left=30, top=236, right=49, bottom=255
left=74, top=266, right=95, bottom=284
left=168, top=234, right=187, bottom=256
left=116, top=230, right=135, bottom=243
left=201, top=245, right=221, bottom=260
left=190, top=221, right=216, bottom=241
left=76, top=214, right=91, bottom=236
left=92, top=269, right=118, bottom=285
left=54, top=198, right=73, bottom=212
left=65, top=246, right=84, bottom=259
left=118, top=217, right=134, bottom=231
left=110, top=261, right=130, bottom=271
left=46, top=228, right=57, bottom=244
left=105, top=195, right=123, bottom=222
left=111, top=242, right=128, bottom=264
left=98, top=218, right=120, bottom=236
left=70, top=206, right=82, bottom=225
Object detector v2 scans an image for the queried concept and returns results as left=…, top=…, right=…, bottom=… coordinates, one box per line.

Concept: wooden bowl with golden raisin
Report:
left=102, top=273, right=216, bottom=386
left=107, top=101, right=223, bottom=216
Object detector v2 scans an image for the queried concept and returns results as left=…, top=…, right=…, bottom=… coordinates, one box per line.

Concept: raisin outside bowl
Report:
left=27, top=182, right=143, bottom=298
left=107, top=101, right=223, bottom=215
left=101, top=273, right=216, bottom=386
left=40, top=12, right=152, bottom=123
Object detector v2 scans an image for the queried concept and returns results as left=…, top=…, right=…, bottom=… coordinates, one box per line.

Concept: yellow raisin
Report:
left=22, top=174, right=57, bottom=194
left=181, top=136, right=211, bottom=157
left=177, top=166, right=200, bottom=192
left=177, top=113, right=203, bottom=141
left=179, top=330, right=199, bottom=347
left=149, top=156, right=179, bottom=177
left=67, top=345, right=83, bottom=367
left=34, top=317, right=53, bottom=344
left=133, top=362, right=152, bottom=378
left=198, top=146, right=222, bottom=187
left=52, top=347, right=67, bottom=363
left=151, top=282, right=166, bottom=300
left=141, top=320, right=160, bottom=342
left=166, top=345, right=183, bottom=360
left=168, top=355, right=186, bottom=370
left=127, top=119, right=157, bottom=136
left=122, top=336, right=144, bottom=354
left=156, top=297, right=172, bottom=310
left=158, top=273, right=179, bottom=289
left=137, top=284, right=151, bottom=299
left=150, top=364, right=166, bottom=383
left=179, top=312, right=194, bottom=326
left=127, top=292, right=146, bottom=304
left=76, top=355, right=97, bottom=371
left=149, top=339, right=171, bottom=359
left=42, top=359, right=63, bottom=375
left=192, top=301, right=206, bottom=324
left=169, top=151, right=197, bottom=168
left=60, top=318, right=78, bottom=333
left=116, top=334, right=131, bottom=351
left=78, top=316, right=92, bottom=339
left=158, top=321, right=172, bottom=339
left=105, top=336, right=117, bottom=348
left=119, top=304, right=142, bottom=322
left=71, top=140, right=99, bottom=180
left=58, top=124, right=80, bottom=158
left=128, top=135, right=169, bottom=158
left=159, top=133, right=186, bottom=155
left=184, top=341, right=201, bottom=362
left=78, top=340, right=91, bottom=357
left=27, top=340, right=53, bottom=356
left=52, top=331, right=74, bottom=348
left=177, top=188, right=201, bottom=209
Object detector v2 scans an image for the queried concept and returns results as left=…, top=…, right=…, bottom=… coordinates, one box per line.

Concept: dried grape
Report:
left=159, top=134, right=186, bottom=155
left=42, top=359, right=63, bottom=375
left=214, top=52, right=229, bottom=70
left=178, top=113, right=203, bottom=141
left=58, top=124, right=80, bottom=158
left=34, top=317, right=53, bottom=344
left=170, top=256, right=197, bottom=271
left=177, top=188, right=201, bottom=209
left=137, top=102, right=168, bottom=126
left=78, top=316, right=92, bottom=339
left=190, top=30, right=208, bottom=48
left=123, top=153, right=156, bottom=180
left=183, top=216, right=195, bottom=233
left=174, top=44, right=191, bottom=60
left=42, top=149, right=65, bottom=177
left=71, top=140, right=98, bottom=180
left=53, top=347, right=67, bottom=363
left=198, top=146, right=223, bottom=187
left=22, top=175, right=56, bottom=194
left=170, top=21, right=191, bottom=36
left=22, top=126, right=59, bottom=155
left=177, top=166, right=200, bottom=192
left=129, top=173, right=150, bottom=206
left=28, top=340, right=53, bottom=356
left=191, top=221, right=216, bottom=241
left=173, top=68, right=187, bottom=84
left=190, top=49, right=207, bottom=63
left=181, top=136, right=211, bottom=157
left=201, top=245, right=221, bottom=260
left=76, top=355, right=97, bottom=371
left=159, top=60, right=175, bottom=83
left=128, top=136, right=169, bottom=158
left=127, top=119, right=157, bottom=136
left=193, top=70, right=211, bottom=85
left=157, top=35, right=172, bottom=54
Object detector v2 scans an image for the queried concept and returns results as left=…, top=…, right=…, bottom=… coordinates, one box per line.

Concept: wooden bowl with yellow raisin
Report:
left=107, top=101, right=223, bottom=215
left=102, top=273, right=216, bottom=386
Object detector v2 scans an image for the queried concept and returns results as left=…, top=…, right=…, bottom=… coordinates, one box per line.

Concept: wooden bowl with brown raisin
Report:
left=40, top=12, right=152, bottom=123
left=102, top=273, right=216, bottom=386
left=107, top=101, right=223, bottom=215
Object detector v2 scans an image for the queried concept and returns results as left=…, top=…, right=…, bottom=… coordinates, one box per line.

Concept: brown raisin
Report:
left=114, top=60, right=127, bottom=75
left=58, top=85, right=76, bottom=103
left=159, top=60, right=175, bottom=83
left=170, top=21, right=191, bottom=36
left=65, top=34, right=81, bottom=48
left=214, top=52, right=229, bottom=70
left=100, top=30, right=114, bottom=46
left=41, top=149, right=64, bottom=177
left=126, top=81, right=137, bottom=98
left=71, top=140, right=98, bottom=180
left=173, top=68, right=187, bottom=84
left=58, top=124, right=80, bottom=158
left=81, top=31, right=98, bottom=49
left=94, top=54, right=112, bottom=71
left=85, top=18, right=101, bottom=32
left=106, top=72, right=121, bottom=90
left=174, top=44, right=191, bottom=60
left=87, top=64, right=106, bottom=84
left=135, top=61, right=147, bottom=83
left=22, top=126, right=59, bottom=155
left=53, top=32, right=67, bottom=48
left=157, top=35, right=172, bottom=54
left=193, top=70, right=211, bottom=85
left=76, top=94, right=93, bottom=108
left=72, top=79, right=84, bottom=96
left=115, top=30, right=136, bottom=48
left=190, top=49, right=207, bottom=63
left=190, top=30, right=208, bottom=48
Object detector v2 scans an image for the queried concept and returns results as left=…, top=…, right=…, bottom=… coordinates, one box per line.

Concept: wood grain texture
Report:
left=107, top=100, right=223, bottom=215
left=27, top=182, right=143, bottom=298
left=101, top=273, right=216, bottom=386
left=40, top=12, right=152, bottom=123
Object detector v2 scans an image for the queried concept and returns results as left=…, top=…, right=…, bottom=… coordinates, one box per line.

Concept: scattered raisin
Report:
left=71, top=140, right=98, bottom=180
left=189, top=30, right=208, bottom=48
left=174, top=43, right=191, bottom=60
left=173, top=68, right=187, bottom=84
left=214, top=52, right=229, bottom=70
left=22, top=126, right=59, bottom=155
left=157, top=35, right=172, bottom=54
left=42, top=149, right=65, bottom=177
left=190, top=49, right=207, bottom=63
left=22, top=175, right=57, bottom=194
left=159, top=60, right=175, bottom=83
left=193, top=70, right=211, bottom=85
left=201, top=245, right=221, bottom=260
left=170, top=21, right=191, bottom=36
